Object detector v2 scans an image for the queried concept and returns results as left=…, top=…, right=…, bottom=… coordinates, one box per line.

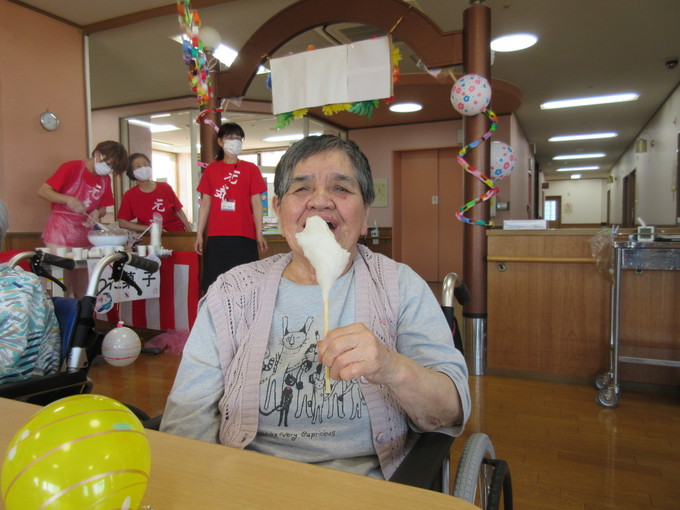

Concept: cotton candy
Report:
left=296, top=215, right=350, bottom=299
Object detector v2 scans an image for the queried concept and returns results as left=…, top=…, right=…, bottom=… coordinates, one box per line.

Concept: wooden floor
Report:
left=89, top=353, right=680, bottom=509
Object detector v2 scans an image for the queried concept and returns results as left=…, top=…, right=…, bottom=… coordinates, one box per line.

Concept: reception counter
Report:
left=486, top=228, right=680, bottom=386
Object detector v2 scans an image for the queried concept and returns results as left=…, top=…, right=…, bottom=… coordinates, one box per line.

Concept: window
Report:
left=544, top=199, right=557, bottom=221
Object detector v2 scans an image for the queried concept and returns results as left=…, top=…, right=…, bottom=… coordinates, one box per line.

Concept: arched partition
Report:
left=212, top=0, right=464, bottom=99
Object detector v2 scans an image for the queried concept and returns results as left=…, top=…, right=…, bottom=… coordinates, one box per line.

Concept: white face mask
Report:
left=94, top=159, right=113, bottom=176
left=133, top=166, right=153, bottom=181
left=224, top=139, right=243, bottom=157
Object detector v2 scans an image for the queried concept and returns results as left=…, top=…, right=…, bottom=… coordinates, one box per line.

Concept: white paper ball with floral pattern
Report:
left=489, top=141, right=516, bottom=181
left=450, top=74, right=492, bottom=116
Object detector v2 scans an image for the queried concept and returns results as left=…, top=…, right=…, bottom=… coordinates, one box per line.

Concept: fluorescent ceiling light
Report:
left=556, top=166, right=600, bottom=171
left=389, top=102, right=422, bottom=113
left=213, top=43, right=238, bottom=66
left=553, top=153, right=605, bottom=160
left=549, top=132, right=617, bottom=142
left=570, top=174, right=582, bottom=179
left=151, top=141, right=174, bottom=148
left=262, top=132, right=323, bottom=143
left=541, top=93, right=639, bottom=110
left=150, top=113, right=171, bottom=119
left=128, top=119, right=180, bottom=133
left=491, top=33, right=538, bottom=52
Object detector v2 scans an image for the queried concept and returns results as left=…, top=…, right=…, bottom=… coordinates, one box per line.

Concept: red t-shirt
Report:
left=46, top=160, right=114, bottom=211
left=42, top=160, right=115, bottom=246
left=118, top=182, right=186, bottom=232
left=196, top=159, right=266, bottom=239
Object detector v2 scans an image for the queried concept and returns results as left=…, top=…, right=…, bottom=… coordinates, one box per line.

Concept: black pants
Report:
left=201, top=236, right=259, bottom=292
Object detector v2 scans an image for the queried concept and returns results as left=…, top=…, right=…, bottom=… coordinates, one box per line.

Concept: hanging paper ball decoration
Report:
left=102, top=322, right=141, bottom=367
left=489, top=141, right=516, bottom=181
left=1, top=394, right=150, bottom=510
left=450, top=74, right=492, bottom=116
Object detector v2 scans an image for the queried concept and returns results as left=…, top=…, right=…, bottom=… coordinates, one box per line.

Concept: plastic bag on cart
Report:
left=144, top=329, right=189, bottom=354
left=588, top=228, right=614, bottom=284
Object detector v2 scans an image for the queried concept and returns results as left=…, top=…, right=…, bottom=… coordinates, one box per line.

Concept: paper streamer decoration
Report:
left=177, top=0, right=213, bottom=105
left=450, top=74, right=492, bottom=116
left=456, top=109, right=500, bottom=226
left=489, top=141, right=516, bottom=182
left=1, top=395, right=150, bottom=510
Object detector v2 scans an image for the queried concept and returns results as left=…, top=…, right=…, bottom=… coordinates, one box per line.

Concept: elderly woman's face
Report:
left=274, top=149, right=369, bottom=258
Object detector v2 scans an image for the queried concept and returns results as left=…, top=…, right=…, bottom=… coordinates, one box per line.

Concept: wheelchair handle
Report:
left=40, top=252, right=77, bottom=270
left=441, top=272, right=471, bottom=307
left=125, top=253, right=160, bottom=273
left=7, top=250, right=76, bottom=270
left=84, top=251, right=160, bottom=297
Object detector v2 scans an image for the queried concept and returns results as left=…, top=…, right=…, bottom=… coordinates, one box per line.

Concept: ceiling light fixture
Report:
left=553, top=153, right=605, bottom=160
left=549, top=132, right=617, bottom=142
left=490, top=33, right=538, bottom=52
left=556, top=166, right=600, bottom=171
left=570, top=174, right=582, bottom=179
left=540, top=93, right=639, bottom=110
left=262, top=132, right=323, bottom=143
left=128, top=119, right=180, bottom=133
left=389, top=102, right=423, bottom=113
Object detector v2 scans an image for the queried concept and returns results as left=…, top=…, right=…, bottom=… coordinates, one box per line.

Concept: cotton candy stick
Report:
left=296, top=216, right=350, bottom=393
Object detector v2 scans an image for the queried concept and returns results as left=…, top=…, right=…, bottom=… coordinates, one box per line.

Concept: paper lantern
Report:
left=450, top=74, right=492, bottom=116
left=102, top=322, right=141, bottom=367
left=1, top=394, right=150, bottom=510
left=490, top=141, right=516, bottom=181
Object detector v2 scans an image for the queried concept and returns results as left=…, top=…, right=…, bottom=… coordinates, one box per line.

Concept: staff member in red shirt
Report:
left=195, top=123, right=268, bottom=292
left=118, top=153, right=192, bottom=233
left=37, top=140, right=128, bottom=248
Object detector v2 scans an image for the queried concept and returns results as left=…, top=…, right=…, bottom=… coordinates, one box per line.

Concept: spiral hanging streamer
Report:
left=455, top=109, right=499, bottom=226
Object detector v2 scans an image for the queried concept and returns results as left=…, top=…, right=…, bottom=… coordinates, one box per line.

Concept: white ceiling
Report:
left=15, top=0, right=680, bottom=180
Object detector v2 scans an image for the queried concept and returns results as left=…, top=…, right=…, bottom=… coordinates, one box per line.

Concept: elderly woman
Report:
left=161, top=135, right=470, bottom=480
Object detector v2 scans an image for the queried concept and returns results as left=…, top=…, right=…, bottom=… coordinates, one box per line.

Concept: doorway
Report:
left=393, top=147, right=464, bottom=295
left=622, top=170, right=636, bottom=227
left=544, top=195, right=561, bottom=228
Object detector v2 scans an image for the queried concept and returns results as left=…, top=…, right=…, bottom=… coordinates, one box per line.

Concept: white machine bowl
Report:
left=88, top=229, right=129, bottom=247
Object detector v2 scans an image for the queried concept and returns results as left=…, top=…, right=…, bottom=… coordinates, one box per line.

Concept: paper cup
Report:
left=72, top=247, right=84, bottom=259
left=56, top=247, right=68, bottom=257
left=148, top=245, right=158, bottom=256
left=36, top=247, right=51, bottom=254
left=137, top=245, right=147, bottom=256
left=103, top=246, right=115, bottom=256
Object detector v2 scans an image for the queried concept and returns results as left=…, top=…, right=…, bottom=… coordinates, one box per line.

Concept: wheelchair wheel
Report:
left=453, top=433, right=496, bottom=508
left=594, top=372, right=611, bottom=390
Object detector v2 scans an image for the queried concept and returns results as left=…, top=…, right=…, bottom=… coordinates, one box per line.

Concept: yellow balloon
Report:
left=1, top=394, right=150, bottom=510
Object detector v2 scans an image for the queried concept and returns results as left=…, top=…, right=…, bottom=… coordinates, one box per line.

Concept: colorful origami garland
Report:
left=177, top=0, right=213, bottom=106
left=455, top=109, right=499, bottom=226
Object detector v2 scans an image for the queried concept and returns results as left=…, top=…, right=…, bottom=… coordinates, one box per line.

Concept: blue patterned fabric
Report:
left=0, top=264, right=61, bottom=383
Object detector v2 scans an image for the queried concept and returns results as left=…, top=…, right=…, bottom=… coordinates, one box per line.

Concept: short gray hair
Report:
left=274, top=135, right=375, bottom=205
left=0, top=200, right=8, bottom=246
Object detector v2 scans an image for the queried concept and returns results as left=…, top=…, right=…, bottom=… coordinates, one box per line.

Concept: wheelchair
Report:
left=390, top=272, right=512, bottom=509
left=0, top=249, right=159, bottom=405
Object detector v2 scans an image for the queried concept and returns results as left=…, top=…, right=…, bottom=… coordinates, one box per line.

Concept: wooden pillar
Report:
left=199, top=65, right=220, bottom=168
left=462, top=2, right=491, bottom=317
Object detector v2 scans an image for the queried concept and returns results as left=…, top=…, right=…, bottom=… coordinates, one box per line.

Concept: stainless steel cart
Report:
left=596, top=239, right=680, bottom=407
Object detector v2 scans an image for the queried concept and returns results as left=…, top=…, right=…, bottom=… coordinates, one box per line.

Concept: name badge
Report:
left=221, top=199, right=236, bottom=212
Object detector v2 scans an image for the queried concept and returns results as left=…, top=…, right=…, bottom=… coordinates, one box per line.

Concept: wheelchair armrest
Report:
left=0, top=371, right=90, bottom=405
left=388, top=431, right=454, bottom=490
left=142, top=414, right=163, bottom=431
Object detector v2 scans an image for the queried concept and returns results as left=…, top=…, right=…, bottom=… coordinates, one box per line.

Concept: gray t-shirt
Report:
left=254, top=267, right=380, bottom=477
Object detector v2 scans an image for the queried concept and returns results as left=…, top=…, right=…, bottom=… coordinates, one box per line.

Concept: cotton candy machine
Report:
left=88, top=228, right=129, bottom=247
